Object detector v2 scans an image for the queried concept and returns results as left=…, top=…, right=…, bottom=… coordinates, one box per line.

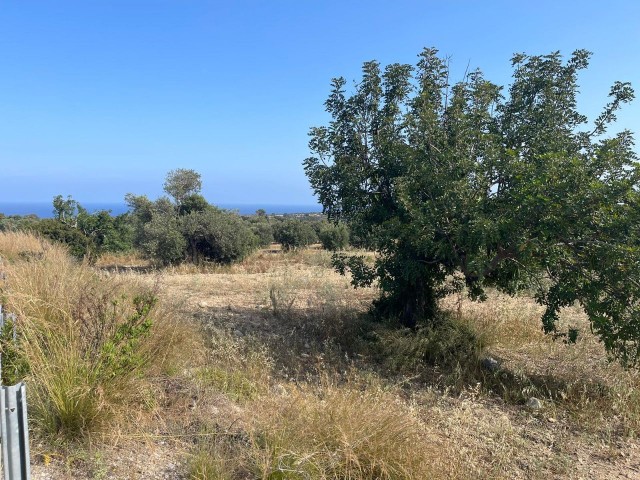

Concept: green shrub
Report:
left=34, top=218, right=92, bottom=259
left=250, top=221, right=274, bottom=247
left=273, top=219, right=317, bottom=251
left=318, top=222, right=350, bottom=251
left=182, top=208, right=258, bottom=264
left=141, top=213, right=187, bottom=265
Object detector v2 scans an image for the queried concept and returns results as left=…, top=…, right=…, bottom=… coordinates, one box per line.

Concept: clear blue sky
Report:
left=1, top=1, right=638, bottom=205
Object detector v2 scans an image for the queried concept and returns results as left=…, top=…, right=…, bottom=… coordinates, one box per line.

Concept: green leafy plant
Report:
left=304, top=48, right=640, bottom=366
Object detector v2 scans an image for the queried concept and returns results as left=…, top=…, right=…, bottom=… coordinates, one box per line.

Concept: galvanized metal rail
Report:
left=0, top=306, right=30, bottom=480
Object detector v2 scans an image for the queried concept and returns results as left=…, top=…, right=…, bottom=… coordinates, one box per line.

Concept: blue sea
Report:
left=0, top=202, right=323, bottom=218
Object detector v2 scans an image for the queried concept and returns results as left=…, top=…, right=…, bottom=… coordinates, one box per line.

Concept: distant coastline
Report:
left=0, top=202, right=323, bottom=218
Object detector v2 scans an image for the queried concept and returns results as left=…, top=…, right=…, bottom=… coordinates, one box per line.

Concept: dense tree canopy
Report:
left=304, top=48, right=640, bottom=365
left=39, top=196, right=133, bottom=259
left=127, top=171, right=258, bottom=265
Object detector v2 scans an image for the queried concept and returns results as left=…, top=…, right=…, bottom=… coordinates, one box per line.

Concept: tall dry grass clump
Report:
left=0, top=231, right=200, bottom=441
left=247, top=381, right=462, bottom=479
left=0, top=230, right=47, bottom=263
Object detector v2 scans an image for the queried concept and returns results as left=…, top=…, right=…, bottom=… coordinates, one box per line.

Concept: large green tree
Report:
left=304, top=49, right=640, bottom=365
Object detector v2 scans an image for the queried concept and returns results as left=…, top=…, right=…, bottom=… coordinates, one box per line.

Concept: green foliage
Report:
left=163, top=168, right=202, bottom=205
left=304, top=48, right=640, bottom=365
left=318, top=222, right=350, bottom=251
left=181, top=208, right=258, bottom=264
left=97, top=293, right=156, bottom=378
left=77, top=208, right=133, bottom=254
left=273, top=219, right=318, bottom=251
left=127, top=171, right=258, bottom=265
left=141, top=213, right=187, bottom=265
left=0, top=317, right=30, bottom=385
left=0, top=214, right=40, bottom=233
left=250, top=220, right=274, bottom=247
left=52, top=194, right=79, bottom=223
left=178, top=193, right=209, bottom=215
left=33, top=196, right=134, bottom=259
left=34, top=218, right=92, bottom=258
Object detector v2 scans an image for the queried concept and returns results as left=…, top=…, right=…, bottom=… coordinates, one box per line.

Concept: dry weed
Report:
left=0, top=232, right=201, bottom=441
left=248, top=379, right=465, bottom=479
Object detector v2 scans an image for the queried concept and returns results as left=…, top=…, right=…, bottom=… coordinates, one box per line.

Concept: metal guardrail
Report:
left=0, top=305, right=30, bottom=480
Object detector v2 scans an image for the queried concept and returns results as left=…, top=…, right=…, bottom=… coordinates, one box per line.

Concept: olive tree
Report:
left=127, top=171, right=258, bottom=265
left=304, top=48, right=640, bottom=365
left=163, top=168, right=202, bottom=206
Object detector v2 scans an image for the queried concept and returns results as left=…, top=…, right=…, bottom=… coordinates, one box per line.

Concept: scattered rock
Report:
left=481, top=356, right=500, bottom=372
left=198, top=301, right=209, bottom=308
left=526, top=397, right=543, bottom=410
left=273, top=384, right=288, bottom=396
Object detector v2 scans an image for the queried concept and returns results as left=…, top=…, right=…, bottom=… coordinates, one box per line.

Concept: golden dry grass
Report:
left=0, top=230, right=47, bottom=262
left=173, top=247, right=640, bottom=480
left=3, top=236, right=637, bottom=478
left=0, top=232, right=202, bottom=441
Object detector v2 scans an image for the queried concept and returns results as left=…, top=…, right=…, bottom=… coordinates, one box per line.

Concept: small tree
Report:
left=163, top=169, right=202, bottom=206
left=304, top=48, right=640, bottom=365
left=52, top=195, right=79, bottom=224
left=274, top=219, right=318, bottom=251
left=318, top=222, right=350, bottom=251
left=181, top=208, right=257, bottom=264
left=141, top=214, right=186, bottom=265
left=251, top=220, right=274, bottom=247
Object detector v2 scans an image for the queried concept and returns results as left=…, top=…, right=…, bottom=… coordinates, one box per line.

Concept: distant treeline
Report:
left=0, top=170, right=355, bottom=264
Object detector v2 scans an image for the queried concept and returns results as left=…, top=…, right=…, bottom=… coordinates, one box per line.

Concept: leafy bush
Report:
left=273, top=219, right=318, bottom=251
left=318, top=222, right=350, bottom=251
left=126, top=171, right=259, bottom=265
left=141, top=213, right=187, bottom=265
left=34, top=218, right=92, bottom=258
left=250, top=220, right=274, bottom=247
left=182, top=208, right=258, bottom=264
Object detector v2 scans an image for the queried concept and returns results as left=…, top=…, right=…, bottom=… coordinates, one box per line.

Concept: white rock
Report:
left=526, top=397, right=543, bottom=409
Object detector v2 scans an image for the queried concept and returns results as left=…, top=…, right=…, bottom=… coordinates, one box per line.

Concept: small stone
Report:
left=526, top=397, right=543, bottom=409
left=481, top=356, right=500, bottom=372
left=547, top=417, right=557, bottom=423
left=273, top=384, right=288, bottom=396
left=198, top=301, right=209, bottom=308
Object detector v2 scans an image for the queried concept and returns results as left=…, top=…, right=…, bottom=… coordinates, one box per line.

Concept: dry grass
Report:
left=178, top=247, right=640, bottom=479
left=93, top=250, right=152, bottom=268
left=186, top=332, right=465, bottom=479
left=4, top=237, right=637, bottom=478
left=248, top=380, right=464, bottom=479
left=440, top=292, right=640, bottom=437
left=0, top=232, right=202, bottom=442
left=0, top=230, right=47, bottom=263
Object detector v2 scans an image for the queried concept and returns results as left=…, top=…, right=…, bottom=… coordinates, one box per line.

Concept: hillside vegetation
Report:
left=0, top=232, right=638, bottom=479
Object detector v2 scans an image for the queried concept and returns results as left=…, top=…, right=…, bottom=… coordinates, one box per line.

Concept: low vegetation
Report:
left=0, top=231, right=200, bottom=442
left=0, top=232, right=639, bottom=478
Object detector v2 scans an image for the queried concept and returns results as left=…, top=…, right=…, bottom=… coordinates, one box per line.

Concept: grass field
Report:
left=1, top=232, right=639, bottom=479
